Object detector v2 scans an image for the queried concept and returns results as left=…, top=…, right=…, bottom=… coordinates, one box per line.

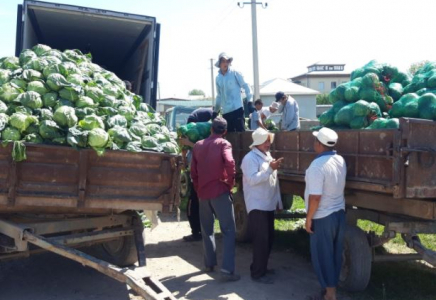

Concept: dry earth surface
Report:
left=0, top=214, right=351, bottom=300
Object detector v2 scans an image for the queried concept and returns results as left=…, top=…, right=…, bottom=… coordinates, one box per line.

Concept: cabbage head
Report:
left=161, top=142, right=179, bottom=154
left=1, top=127, right=21, bottom=141
left=37, top=108, right=53, bottom=121
left=32, top=44, right=51, bottom=56
left=0, top=83, right=22, bottom=102
left=0, top=113, right=9, bottom=131
left=141, top=136, right=159, bottom=150
left=75, top=107, right=95, bottom=120
left=78, top=114, right=104, bottom=130
left=126, top=141, right=142, bottom=153
left=76, top=96, right=95, bottom=108
left=108, top=126, right=132, bottom=145
left=24, top=133, right=43, bottom=144
left=9, top=112, right=38, bottom=133
left=0, top=101, right=7, bottom=114
left=128, top=123, right=148, bottom=140
left=0, top=70, right=11, bottom=85
left=107, top=114, right=127, bottom=128
left=22, top=69, right=43, bottom=82
left=17, top=91, right=43, bottom=109
left=53, top=106, right=78, bottom=128
left=43, top=64, right=63, bottom=78
left=59, top=62, right=81, bottom=77
left=27, top=81, right=49, bottom=96
left=19, top=49, right=37, bottom=66
left=39, top=120, right=63, bottom=139
left=88, top=128, right=109, bottom=148
left=46, top=73, right=71, bottom=91
left=67, top=126, right=88, bottom=148
left=118, top=105, right=136, bottom=121
left=154, top=133, right=170, bottom=143
left=67, top=74, right=85, bottom=86
left=145, top=123, right=161, bottom=135
left=23, top=57, right=49, bottom=72
left=85, top=86, right=104, bottom=103
left=10, top=78, right=27, bottom=89
left=43, top=92, right=58, bottom=108
left=59, top=87, right=80, bottom=102
left=1, top=57, right=20, bottom=70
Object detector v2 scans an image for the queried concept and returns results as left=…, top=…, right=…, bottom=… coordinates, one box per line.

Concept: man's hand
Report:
left=305, top=218, right=314, bottom=234
left=178, top=137, right=194, bottom=147
left=270, top=157, right=284, bottom=170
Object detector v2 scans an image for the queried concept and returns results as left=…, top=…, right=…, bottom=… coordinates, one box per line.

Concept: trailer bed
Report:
left=0, top=144, right=181, bottom=214
left=227, top=118, right=436, bottom=220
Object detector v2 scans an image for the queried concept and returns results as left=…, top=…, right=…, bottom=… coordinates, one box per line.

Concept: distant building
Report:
left=259, top=78, right=320, bottom=119
left=156, top=98, right=213, bottom=113
left=290, top=62, right=351, bottom=94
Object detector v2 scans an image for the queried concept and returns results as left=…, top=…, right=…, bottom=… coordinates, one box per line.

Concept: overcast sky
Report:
left=0, top=0, right=434, bottom=98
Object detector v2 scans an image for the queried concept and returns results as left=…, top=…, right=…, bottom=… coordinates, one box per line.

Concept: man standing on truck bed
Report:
left=241, top=128, right=283, bottom=284
left=214, top=52, right=253, bottom=132
left=179, top=107, right=217, bottom=242
left=275, top=91, right=300, bottom=131
left=304, top=127, right=346, bottom=300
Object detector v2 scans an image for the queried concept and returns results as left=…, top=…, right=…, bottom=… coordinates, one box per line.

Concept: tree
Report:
left=316, top=93, right=331, bottom=105
left=188, top=89, right=205, bottom=96
left=408, top=60, right=430, bottom=76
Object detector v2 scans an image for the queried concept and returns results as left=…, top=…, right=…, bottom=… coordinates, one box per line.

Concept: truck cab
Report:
left=164, top=106, right=196, bottom=132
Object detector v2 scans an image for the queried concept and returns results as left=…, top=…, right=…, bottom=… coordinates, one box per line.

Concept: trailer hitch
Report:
left=402, top=234, right=436, bottom=267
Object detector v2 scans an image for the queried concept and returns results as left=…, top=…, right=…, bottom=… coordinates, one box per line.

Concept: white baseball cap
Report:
left=249, top=128, right=275, bottom=149
left=270, top=102, right=279, bottom=109
left=312, top=127, right=338, bottom=147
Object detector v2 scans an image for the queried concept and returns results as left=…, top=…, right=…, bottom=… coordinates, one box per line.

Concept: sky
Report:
left=0, top=0, right=435, bottom=99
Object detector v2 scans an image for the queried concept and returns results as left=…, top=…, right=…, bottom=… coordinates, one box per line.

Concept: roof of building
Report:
left=259, top=78, right=320, bottom=96
left=157, top=99, right=213, bottom=107
left=307, top=61, right=346, bottom=67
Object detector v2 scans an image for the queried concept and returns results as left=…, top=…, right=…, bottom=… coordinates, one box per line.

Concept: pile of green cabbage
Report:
left=0, top=44, right=179, bottom=161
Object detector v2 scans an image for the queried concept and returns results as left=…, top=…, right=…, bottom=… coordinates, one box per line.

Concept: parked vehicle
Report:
left=0, top=2, right=178, bottom=299
left=227, top=118, right=436, bottom=292
left=164, top=106, right=196, bottom=132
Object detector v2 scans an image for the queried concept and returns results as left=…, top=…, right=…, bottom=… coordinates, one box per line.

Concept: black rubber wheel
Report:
left=233, top=190, right=250, bottom=242
left=180, top=171, right=191, bottom=198
left=91, top=212, right=146, bottom=267
left=339, top=225, right=372, bottom=292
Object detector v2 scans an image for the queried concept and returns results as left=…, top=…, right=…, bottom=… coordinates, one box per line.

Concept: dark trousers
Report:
left=310, top=210, right=346, bottom=289
left=187, top=185, right=201, bottom=237
left=223, top=107, right=245, bottom=132
left=249, top=209, right=275, bottom=279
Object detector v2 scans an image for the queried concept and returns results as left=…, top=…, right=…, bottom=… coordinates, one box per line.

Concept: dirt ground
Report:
left=0, top=214, right=349, bottom=300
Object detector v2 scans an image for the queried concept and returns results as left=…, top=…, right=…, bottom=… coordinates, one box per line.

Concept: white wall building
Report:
left=259, top=78, right=320, bottom=120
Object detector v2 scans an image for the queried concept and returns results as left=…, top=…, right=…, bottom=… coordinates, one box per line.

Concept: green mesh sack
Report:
left=334, top=105, right=354, bottom=126
left=389, top=93, right=420, bottom=118
left=418, top=93, right=436, bottom=120
left=366, top=118, right=399, bottom=129
left=332, top=100, right=348, bottom=113
left=319, top=110, right=336, bottom=127
left=350, top=116, right=369, bottom=129
left=335, top=83, right=349, bottom=101
left=328, top=88, right=340, bottom=104
left=391, top=72, right=411, bottom=86
left=344, top=86, right=360, bottom=102
left=362, top=73, right=380, bottom=88
left=389, top=83, right=404, bottom=101
left=427, top=75, right=436, bottom=89
left=353, top=100, right=371, bottom=117
left=369, top=102, right=382, bottom=117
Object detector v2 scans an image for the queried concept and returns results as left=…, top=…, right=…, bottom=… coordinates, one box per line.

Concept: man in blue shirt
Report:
left=275, top=91, right=300, bottom=131
left=214, top=52, right=253, bottom=132
left=250, top=99, right=267, bottom=130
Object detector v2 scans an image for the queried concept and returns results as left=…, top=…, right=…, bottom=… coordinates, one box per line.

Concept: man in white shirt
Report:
left=304, top=127, right=346, bottom=300
left=260, top=102, right=279, bottom=120
left=241, top=128, right=284, bottom=284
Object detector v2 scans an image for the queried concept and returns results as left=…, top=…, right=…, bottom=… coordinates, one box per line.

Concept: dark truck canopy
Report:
left=16, top=0, right=160, bottom=108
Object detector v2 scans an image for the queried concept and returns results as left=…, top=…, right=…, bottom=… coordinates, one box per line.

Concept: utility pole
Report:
left=210, top=58, right=215, bottom=107
left=238, top=1, right=268, bottom=101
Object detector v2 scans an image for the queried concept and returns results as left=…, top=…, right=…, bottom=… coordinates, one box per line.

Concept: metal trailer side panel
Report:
left=0, top=144, right=181, bottom=214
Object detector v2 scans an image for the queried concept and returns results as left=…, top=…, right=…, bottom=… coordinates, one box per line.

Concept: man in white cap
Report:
left=261, top=102, right=279, bottom=120
left=305, top=127, right=347, bottom=300
left=241, top=128, right=283, bottom=284
left=214, top=52, right=253, bottom=132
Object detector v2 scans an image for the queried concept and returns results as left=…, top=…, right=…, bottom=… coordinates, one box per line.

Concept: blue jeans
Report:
left=199, top=192, right=236, bottom=273
left=310, top=210, right=346, bottom=289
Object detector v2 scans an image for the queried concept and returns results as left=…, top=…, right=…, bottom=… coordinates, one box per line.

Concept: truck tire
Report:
left=339, top=225, right=372, bottom=292
left=233, top=190, right=250, bottom=242
left=180, top=171, right=191, bottom=198
left=91, top=212, right=146, bottom=267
